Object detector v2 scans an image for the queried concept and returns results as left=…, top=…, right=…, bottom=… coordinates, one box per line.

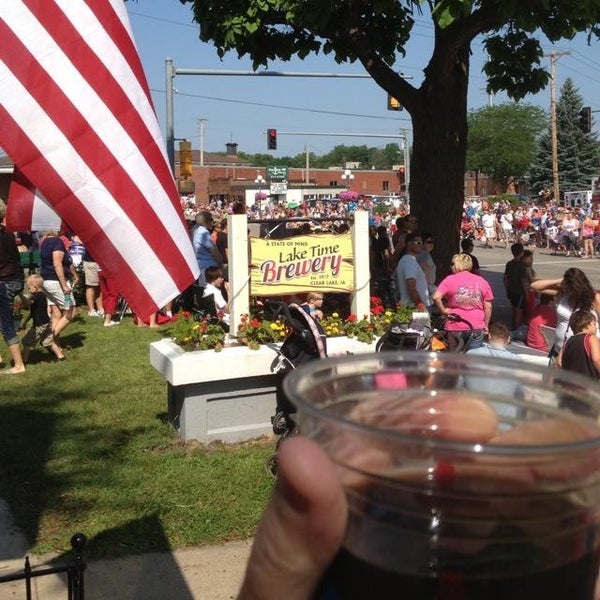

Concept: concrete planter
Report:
left=149, top=337, right=377, bottom=444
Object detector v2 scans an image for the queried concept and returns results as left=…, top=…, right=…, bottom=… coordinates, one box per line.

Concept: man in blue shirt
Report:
left=192, top=211, right=223, bottom=287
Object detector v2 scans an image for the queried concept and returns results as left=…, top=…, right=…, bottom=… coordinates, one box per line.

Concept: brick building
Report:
left=176, top=145, right=406, bottom=206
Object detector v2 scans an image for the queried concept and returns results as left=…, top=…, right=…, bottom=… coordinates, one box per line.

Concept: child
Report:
left=558, top=310, right=600, bottom=380
left=21, top=274, right=65, bottom=362
left=301, top=292, right=324, bottom=321
left=203, top=266, right=230, bottom=327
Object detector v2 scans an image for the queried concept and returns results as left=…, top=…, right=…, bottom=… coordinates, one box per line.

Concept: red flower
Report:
left=371, top=305, right=384, bottom=316
left=250, top=319, right=261, bottom=328
left=347, top=314, right=357, bottom=323
left=370, top=296, right=383, bottom=307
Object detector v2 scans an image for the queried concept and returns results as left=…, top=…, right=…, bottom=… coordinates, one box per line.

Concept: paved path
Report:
left=1, top=500, right=251, bottom=599
left=2, top=241, right=599, bottom=599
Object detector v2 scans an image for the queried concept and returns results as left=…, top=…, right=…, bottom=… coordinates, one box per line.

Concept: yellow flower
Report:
left=332, top=312, right=339, bottom=318
left=270, top=322, right=279, bottom=330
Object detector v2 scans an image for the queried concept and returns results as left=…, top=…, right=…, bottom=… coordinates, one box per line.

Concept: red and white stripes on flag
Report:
left=7, top=167, right=64, bottom=233
left=0, top=0, right=199, bottom=317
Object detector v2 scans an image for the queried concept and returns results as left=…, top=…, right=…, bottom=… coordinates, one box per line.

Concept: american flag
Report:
left=7, top=167, right=64, bottom=232
left=0, top=0, right=199, bottom=317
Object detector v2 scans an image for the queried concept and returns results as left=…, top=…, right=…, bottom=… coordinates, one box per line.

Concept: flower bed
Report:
left=168, top=297, right=422, bottom=352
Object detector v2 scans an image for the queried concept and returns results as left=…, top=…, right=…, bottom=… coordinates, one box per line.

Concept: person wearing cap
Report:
left=192, top=211, right=224, bottom=288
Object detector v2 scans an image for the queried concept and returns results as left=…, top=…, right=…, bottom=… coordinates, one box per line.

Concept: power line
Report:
left=128, top=10, right=197, bottom=29
left=156, top=88, right=410, bottom=122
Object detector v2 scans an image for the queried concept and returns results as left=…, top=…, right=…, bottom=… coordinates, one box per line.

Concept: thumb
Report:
left=238, top=437, right=347, bottom=600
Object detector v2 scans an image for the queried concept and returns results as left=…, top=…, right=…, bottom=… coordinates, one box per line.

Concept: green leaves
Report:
left=432, top=0, right=473, bottom=29
left=483, top=31, right=549, bottom=101
left=467, top=103, right=548, bottom=189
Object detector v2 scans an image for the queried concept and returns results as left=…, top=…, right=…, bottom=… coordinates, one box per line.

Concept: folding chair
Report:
left=540, top=325, right=557, bottom=366
left=117, top=296, right=130, bottom=321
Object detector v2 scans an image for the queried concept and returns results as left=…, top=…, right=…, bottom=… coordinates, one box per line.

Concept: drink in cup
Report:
left=283, top=352, right=600, bottom=599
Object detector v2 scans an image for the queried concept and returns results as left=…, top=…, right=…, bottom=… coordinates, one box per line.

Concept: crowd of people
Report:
left=0, top=197, right=184, bottom=373
left=367, top=206, right=600, bottom=379
left=3, top=192, right=600, bottom=386
left=462, top=196, right=600, bottom=257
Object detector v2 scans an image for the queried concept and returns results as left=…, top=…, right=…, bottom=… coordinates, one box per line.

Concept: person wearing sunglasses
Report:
left=392, top=231, right=430, bottom=310
left=432, top=253, right=494, bottom=350
left=416, top=232, right=437, bottom=296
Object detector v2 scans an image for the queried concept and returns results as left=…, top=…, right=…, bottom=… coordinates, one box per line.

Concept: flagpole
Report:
left=165, top=58, right=175, bottom=174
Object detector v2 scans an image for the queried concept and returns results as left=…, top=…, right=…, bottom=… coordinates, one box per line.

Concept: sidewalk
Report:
left=0, top=499, right=251, bottom=600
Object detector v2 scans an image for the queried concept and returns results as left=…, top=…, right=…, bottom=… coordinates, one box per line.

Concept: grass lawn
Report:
left=0, top=312, right=275, bottom=559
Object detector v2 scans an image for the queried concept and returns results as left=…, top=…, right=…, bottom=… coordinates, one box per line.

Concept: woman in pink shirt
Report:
left=432, top=253, right=494, bottom=350
left=581, top=214, right=597, bottom=259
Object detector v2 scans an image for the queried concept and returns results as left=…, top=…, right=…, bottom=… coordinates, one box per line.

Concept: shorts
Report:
left=83, top=261, right=100, bottom=286
left=507, top=293, right=525, bottom=309
left=42, top=280, right=73, bottom=310
left=22, top=323, right=54, bottom=349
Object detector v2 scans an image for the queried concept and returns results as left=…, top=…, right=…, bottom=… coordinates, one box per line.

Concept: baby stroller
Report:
left=265, top=300, right=327, bottom=474
left=376, top=313, right=475, bottom=353
left=546, top=226, right=566, bottom=255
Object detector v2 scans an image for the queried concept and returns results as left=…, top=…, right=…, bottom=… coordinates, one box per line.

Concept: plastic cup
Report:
left=283, top=351, right=600, bottom=599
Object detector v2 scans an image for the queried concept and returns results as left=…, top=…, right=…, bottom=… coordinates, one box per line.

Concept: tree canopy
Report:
left=181, top=0, right=600, bottom=105
left=181, top=0, right=600, bottom=276
left=466, top=103, right=547, bottom=192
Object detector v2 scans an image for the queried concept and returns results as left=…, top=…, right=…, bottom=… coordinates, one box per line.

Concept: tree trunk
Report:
left=408, top=41, right=470, bottom=282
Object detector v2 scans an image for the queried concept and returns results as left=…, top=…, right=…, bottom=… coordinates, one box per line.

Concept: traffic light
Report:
left=387, top=94, right=402, bottom=111
left=179, top=140, right=192, bottom=178
left=398, top=165, right=406, bottom=191
left=579, top=107, right=592, bottom=133
left=267, top=128, right=277, bottom=150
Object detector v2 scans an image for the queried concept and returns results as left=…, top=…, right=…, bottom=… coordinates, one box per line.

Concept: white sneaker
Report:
left=104, top=321, right=120, bottom=327
left=88, top=310, right=99, bottom=317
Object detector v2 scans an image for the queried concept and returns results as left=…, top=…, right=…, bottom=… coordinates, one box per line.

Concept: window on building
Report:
left=330, top=181, right=339, bottom=187
left=382, top=181, right=390, bottom=191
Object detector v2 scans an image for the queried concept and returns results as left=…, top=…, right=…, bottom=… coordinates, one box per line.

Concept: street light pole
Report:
left=254, top=174, right=266, bottom=207
left=198, top=118, right=207, bottom=166
left=341, top=169, right=355, bottom=188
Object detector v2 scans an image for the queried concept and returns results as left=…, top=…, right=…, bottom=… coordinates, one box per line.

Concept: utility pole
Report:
left=547, top=51, right=570, bottom=203
left=401, top=129, right=410, bottom=201
left=305, top=144, right=310, bottom=185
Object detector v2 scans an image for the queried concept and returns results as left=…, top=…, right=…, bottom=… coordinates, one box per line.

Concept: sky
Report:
left=106, top=3, right=600, bottom=159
